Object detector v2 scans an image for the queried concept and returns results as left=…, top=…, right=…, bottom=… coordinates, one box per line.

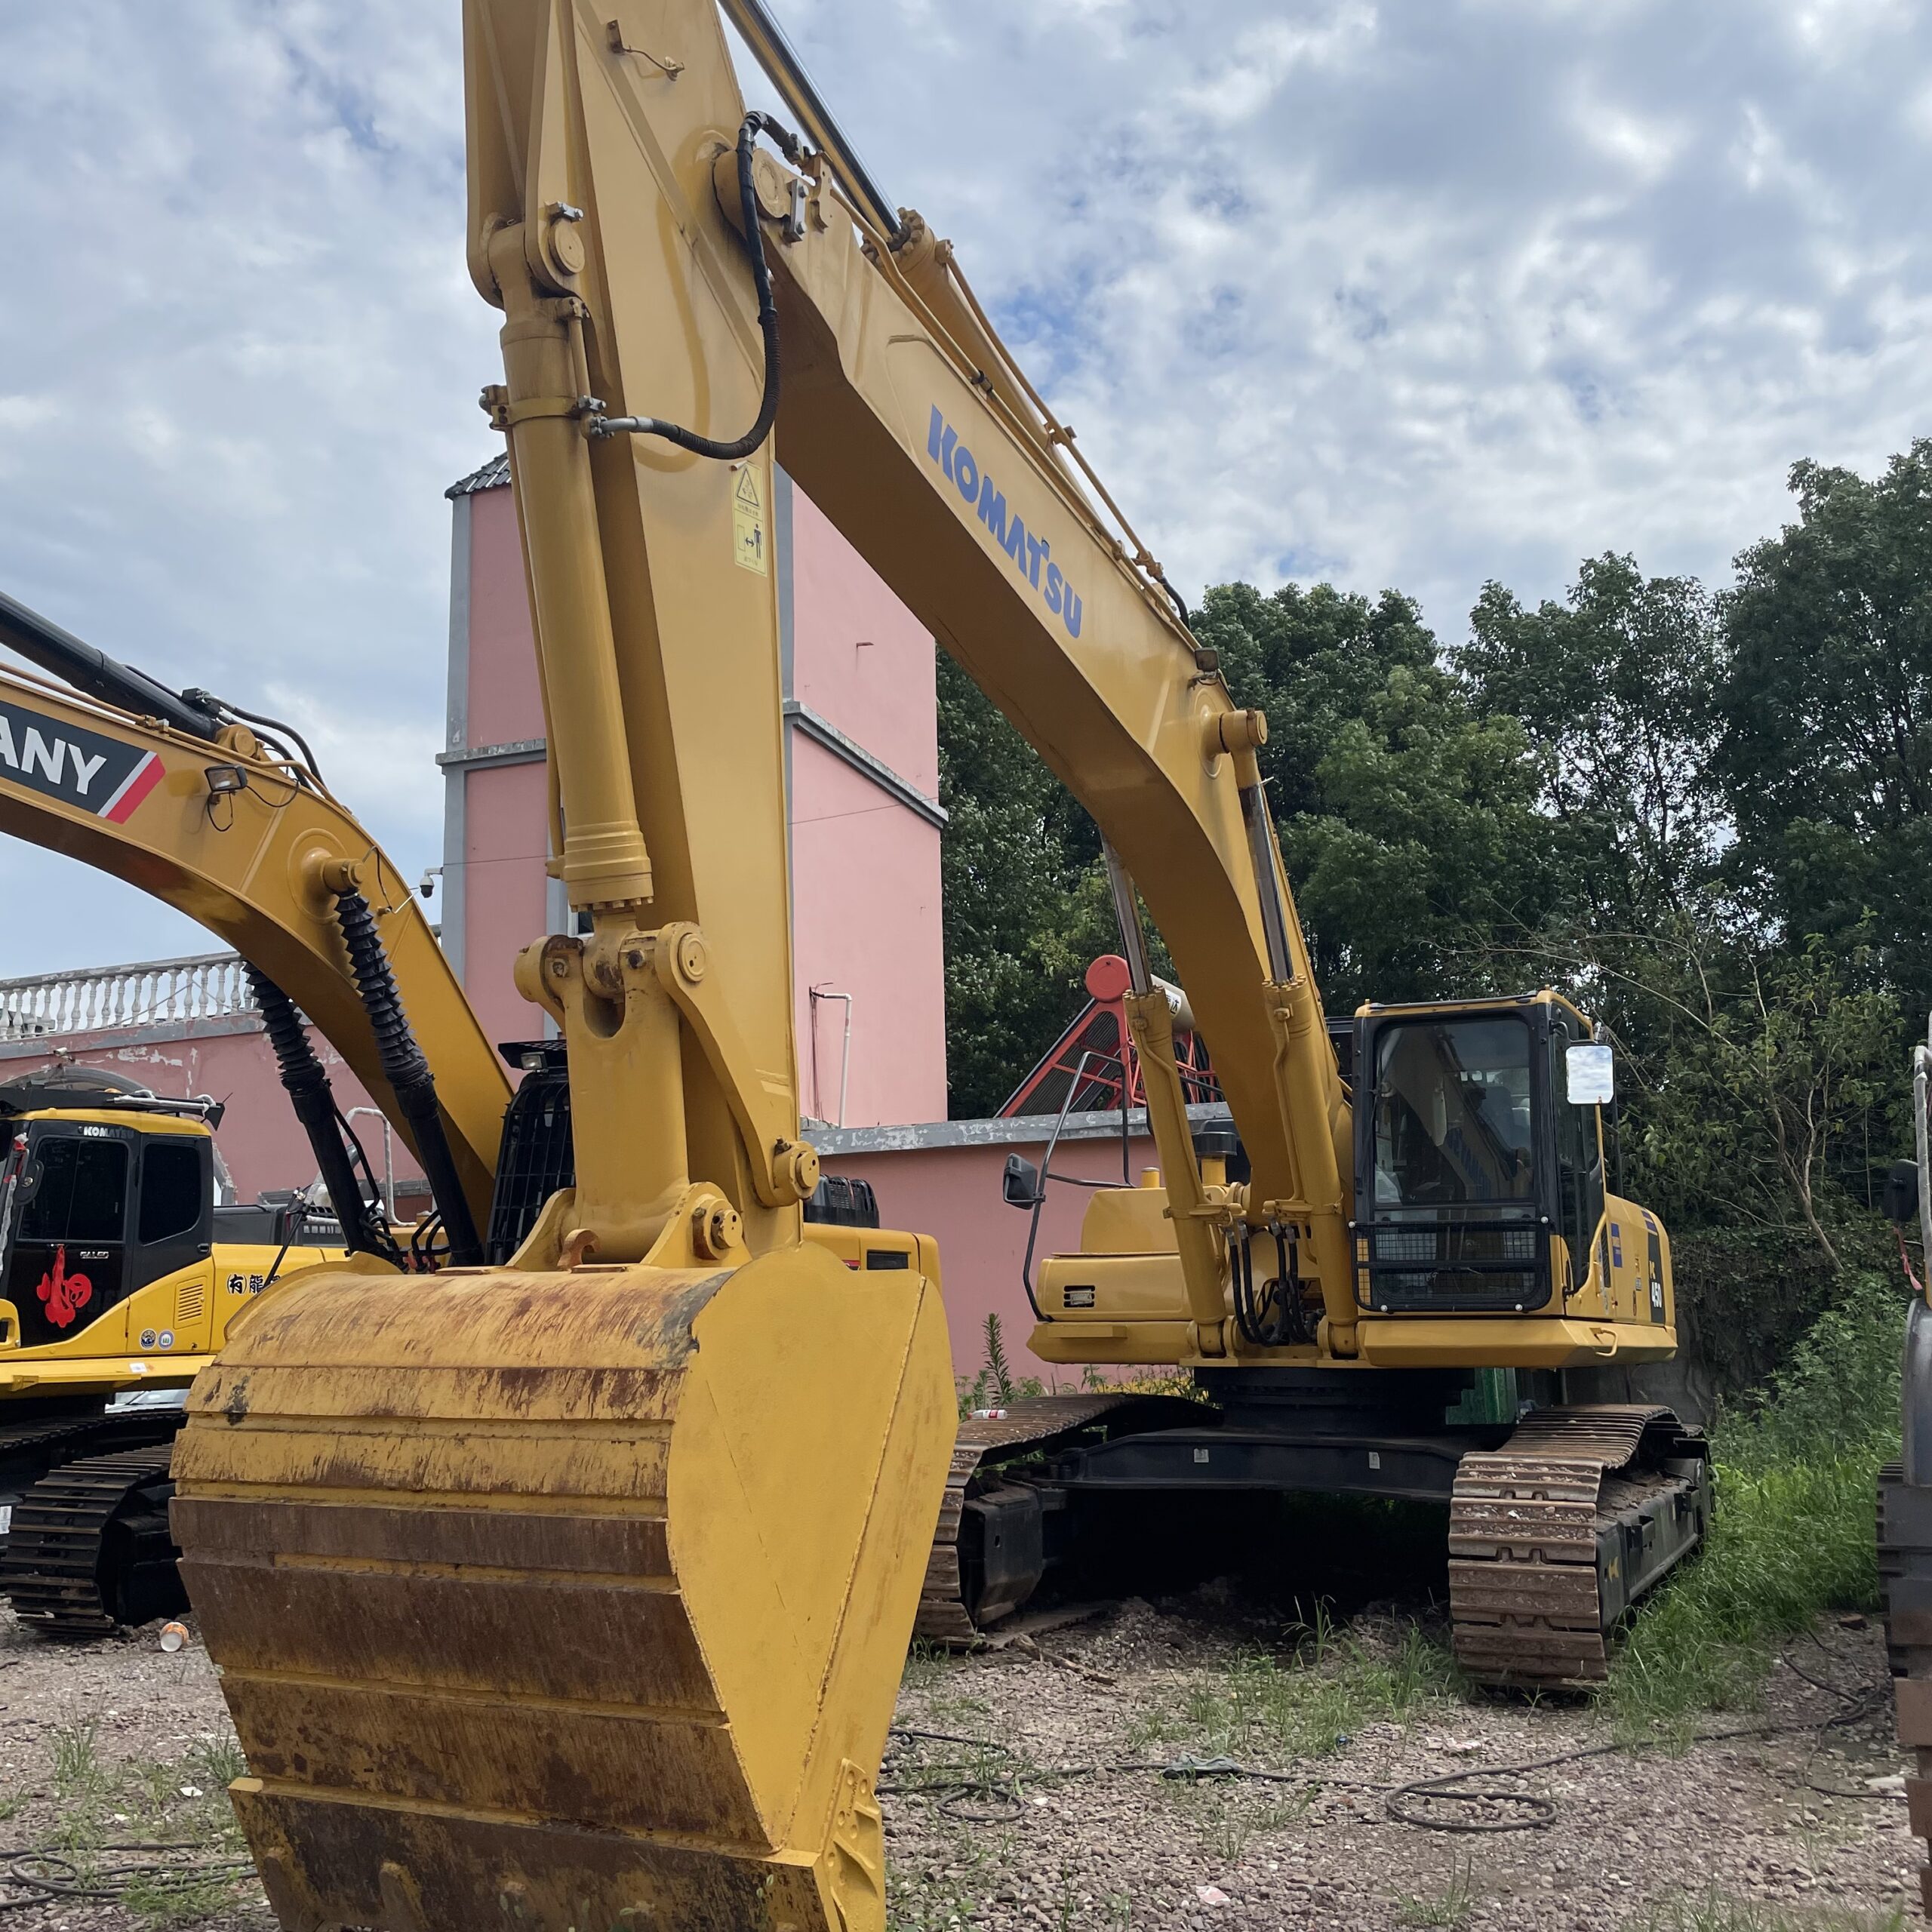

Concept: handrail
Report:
left=0, top=949, right=257, bottom=1042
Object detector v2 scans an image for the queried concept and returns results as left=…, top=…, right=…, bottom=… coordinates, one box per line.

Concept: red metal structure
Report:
left=996, top=955, right=1218, bottom=1118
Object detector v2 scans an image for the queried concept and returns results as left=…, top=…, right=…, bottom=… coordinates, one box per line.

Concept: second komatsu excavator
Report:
left=168, top=5, right=1709, bottom=1928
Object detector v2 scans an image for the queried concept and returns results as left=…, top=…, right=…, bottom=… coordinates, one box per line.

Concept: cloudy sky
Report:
left=1, top=0, right=1927, bottom=977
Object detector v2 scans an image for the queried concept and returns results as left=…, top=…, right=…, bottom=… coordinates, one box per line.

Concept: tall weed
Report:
left=1605, top=1271, right=1906, bottom=1732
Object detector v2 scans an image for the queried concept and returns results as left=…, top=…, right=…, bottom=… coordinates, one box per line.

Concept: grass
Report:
left=1603, top=1271, right=1906, bottom=1736
left=1165, top=1779, right=1305, bottom=1864
left=31, top=1732, right=255, bottom=1927
left=1394, top=1854, right=1478, bottom=1929
left=1132, top=1604, right=1461, bottom=1762
left=1626, top=1894, right=1906, bottom=1932
left=51, top=1721, right=107, bottom=1798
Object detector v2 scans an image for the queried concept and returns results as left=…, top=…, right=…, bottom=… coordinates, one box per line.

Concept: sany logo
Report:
left=0, top=697, right=162, bottom=823
left=35, top=1245, right=93, bottom=1330
left=926, top=408, right=1084, bottom=639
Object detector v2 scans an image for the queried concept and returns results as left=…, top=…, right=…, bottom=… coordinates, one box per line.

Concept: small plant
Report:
left=120, top=1868, right=251, bottom=1928
left=983, top=1312, right=1016, bottom=1407
left=1395, top=1855, right=1478, bottom=1929
left=131, top=1757, right=180, bottom=1817
left=184, top=1735, right=247, bottom=1792
left=51, top=1721, right=106, bottom=1798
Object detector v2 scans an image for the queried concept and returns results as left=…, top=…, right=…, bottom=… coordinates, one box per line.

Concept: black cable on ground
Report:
left=884, top=1644, right=1891, bottom=1836
left=0, top=1844, right=254, bottom=1915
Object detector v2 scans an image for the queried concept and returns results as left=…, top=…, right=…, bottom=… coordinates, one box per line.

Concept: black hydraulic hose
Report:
left=181, top=690, right=322, bottom=784
left=329, top=888, right=485, bottom=1266
left=244, top=965, right=397, bottom=1263
left=1157, top=574, right=1192, bottom=628
left=0, top=588, right=223, bottom=742
left=593, top=112, right=799, bottom=461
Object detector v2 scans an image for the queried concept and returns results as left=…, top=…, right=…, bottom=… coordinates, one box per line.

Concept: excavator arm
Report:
left=726, top=14, right=1357, bottom=1352
left=460, top=0, right=1354, bottom=1346
left=0, top=594, right=508, bottom=1235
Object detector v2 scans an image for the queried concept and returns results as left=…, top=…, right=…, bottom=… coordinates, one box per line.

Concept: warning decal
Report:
left=732, top=466, right=768, bottom=576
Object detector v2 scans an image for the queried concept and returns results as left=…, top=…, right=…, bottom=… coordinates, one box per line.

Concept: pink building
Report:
left=438, top=456, right=948, bottom=1128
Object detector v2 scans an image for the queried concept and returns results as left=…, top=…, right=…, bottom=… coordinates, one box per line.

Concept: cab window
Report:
left=1371, top=1017, right=1534, bottom=1208
left=138, top=1141, right=205, bottom=1244
left=21, top=1137, right=128, bottom=1244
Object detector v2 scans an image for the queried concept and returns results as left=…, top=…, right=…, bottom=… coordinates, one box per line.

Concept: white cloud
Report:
left=2, top=0, right=1930, bottom=979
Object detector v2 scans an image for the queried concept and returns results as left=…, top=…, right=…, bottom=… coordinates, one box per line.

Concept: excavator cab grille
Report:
left=485, top=1043, right=573, bottom=1265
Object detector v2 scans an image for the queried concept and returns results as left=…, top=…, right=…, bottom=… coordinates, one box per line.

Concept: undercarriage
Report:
left=919, top=1370, right=1710, bottom=1687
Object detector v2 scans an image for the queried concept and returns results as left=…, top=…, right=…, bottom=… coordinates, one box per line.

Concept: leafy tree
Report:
left=936, top=656, right=1115, bottom=1118
left=1715, top=444, right=1932, bottom=1008
left=1463, top=555, right=1724, bottom=927
left=1195, top=581, right=1554, bottom=1011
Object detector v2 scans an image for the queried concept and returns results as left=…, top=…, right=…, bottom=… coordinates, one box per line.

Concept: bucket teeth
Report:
left=173, top=1243, right=954, bottom=1932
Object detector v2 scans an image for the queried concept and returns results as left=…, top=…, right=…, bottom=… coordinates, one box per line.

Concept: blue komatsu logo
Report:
left=927, top=407, right=1083, bottom=639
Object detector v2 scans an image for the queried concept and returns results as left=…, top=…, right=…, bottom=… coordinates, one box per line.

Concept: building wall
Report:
left=441, top=458, right=948, bottom=1124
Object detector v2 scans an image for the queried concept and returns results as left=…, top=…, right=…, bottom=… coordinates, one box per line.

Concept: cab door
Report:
left=8, top=1127, right=132, bottom=1349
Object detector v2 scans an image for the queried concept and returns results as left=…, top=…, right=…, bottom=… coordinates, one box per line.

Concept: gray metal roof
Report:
left=445, top=452, right=509, bottom=499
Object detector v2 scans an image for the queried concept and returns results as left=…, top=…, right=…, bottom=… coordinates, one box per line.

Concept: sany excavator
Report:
left=0, top=586, right=511, bottom=1630
left=166, top=6, right=1710, bottom=1928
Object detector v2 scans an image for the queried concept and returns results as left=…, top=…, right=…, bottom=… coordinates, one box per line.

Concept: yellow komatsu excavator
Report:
left=0, top=589, right=512, bottom=1631
left=166, top=6, right=1709, bottom=1927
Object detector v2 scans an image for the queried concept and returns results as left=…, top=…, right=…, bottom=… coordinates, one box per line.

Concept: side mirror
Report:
left=1565, top=1042, right=1615, bottom=1106
left=1002, top=1154, right=1042, bottom=1210
left=1885, top=1158, right=1922, bottom=1228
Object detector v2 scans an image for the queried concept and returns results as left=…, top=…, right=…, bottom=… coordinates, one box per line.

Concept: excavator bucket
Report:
left=171, top=1243, right=953, bottom=1932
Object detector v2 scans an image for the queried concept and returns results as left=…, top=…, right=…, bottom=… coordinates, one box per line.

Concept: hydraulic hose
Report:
left=592, top=112, right=800, bottom=460
left=245, top=965, right=398, bottom=1263
left=329, top=888, right=485, bottom=1266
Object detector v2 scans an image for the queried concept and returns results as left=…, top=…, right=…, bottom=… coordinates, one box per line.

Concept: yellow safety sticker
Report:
left=733, top=466, right=768, bottom=575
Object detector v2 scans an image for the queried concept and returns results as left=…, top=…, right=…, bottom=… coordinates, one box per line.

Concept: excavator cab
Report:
left=1353, top=993, right=1607, bottom=1316
left=1, top=1113, right=213, bottom=1349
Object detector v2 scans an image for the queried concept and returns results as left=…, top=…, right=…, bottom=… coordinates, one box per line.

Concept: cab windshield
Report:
left=1372, top=1017, right=1534, bottom=1208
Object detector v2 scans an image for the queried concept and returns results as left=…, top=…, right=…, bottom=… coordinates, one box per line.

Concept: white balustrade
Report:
left=0, top=951, right=259, bottom=1042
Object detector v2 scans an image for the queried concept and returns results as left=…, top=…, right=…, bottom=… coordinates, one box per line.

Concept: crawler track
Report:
left=1, top=1443, right=181, bottom=1635
left=1447, top=1404, right=1711, bottom=1687
left=917, top=1393, right=1158, bottom=1642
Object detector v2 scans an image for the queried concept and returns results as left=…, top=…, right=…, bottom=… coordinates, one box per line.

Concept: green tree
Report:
left=1715, top=443, right=1932, bottom=1008
left=1463, top=554, right=1723, bottom=927
left=935, top=656, right=1114, bottom=1118
left=1195, top=581, right=1553, bottom=1011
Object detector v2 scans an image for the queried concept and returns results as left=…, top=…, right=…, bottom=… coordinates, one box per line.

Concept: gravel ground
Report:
left=0, top=1591, right=1915, bottom=1932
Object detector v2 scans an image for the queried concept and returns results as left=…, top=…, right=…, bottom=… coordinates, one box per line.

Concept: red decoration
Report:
left=35, top=1246, right=93, bottom=1329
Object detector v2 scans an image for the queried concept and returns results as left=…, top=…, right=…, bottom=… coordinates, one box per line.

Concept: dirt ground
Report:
left=0, top=1590, right=1917, bottom=1932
